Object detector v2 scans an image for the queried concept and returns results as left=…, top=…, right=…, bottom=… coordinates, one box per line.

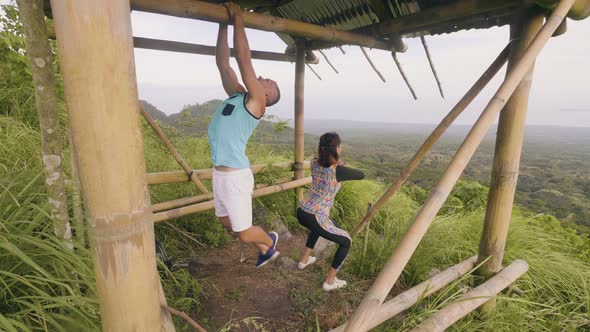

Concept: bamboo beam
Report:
left=131, top=0, right=394, bottom=51
left=294, top=40, right=306, bottom=204
left=146, top=161, right=310, bottom=185
left=17, top=0, right=72, bottom=247
left=344, top=1, right=574, bottom=330
left=353, top=44, right=510, bottom=235
left=421, top=36, right=445, bottom=99
left=50, top=0, right=163, bottom=330
left=151, top=177, right=293, bottom=212
left=331, top=256, right=478, bottom=332
left=411, top=259, right=529, bottom=332
left=154, top=177, right=312, bottom=222
left=139, top=105, right=208, bottom=193
left=477, top=11, right=543, bottom=315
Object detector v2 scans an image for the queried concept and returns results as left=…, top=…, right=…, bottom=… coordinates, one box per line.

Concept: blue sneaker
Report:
left=255, top=247, right=280, bottom=268
left=269, top=231, right=279, bottom=251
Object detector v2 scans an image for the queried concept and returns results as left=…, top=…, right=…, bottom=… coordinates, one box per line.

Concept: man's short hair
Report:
left=267, top=83, right=281, bottom=107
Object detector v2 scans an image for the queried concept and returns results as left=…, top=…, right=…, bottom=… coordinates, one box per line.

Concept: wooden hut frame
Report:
left=42, top=0, right=588, bottom=330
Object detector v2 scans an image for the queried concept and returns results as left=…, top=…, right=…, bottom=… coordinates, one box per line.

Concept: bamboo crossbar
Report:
left=331, top=256, right=478, bottom=332
left=47, top=25, right=315, bottom=64
left=411, top=259, right=529, bottom=332
left=131, top=0, right=394, bottom=51
left=134, top=37, right=317, bottom=64
left=140, top=105, right=208, bottom=193
left=153, top=177, right=312, bottom=222
left=151, top=177, right=293, bottom=212
left=344, top=1, right=574, bottom=330
left=146, top=161, right=310, bottom=185
left=353, top=43, right=510, bottom=235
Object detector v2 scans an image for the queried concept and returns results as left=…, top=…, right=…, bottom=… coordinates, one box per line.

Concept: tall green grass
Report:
left=332, top=176, right=590, bottom=331
left=0, top=117, right=99, bottom=331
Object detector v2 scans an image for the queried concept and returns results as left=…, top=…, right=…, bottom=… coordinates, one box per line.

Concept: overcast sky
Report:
left=2, top=2, right=590, bottom=127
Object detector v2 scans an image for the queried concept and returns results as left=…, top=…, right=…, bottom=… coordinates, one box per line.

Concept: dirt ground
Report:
left=189, top=233, right=375, bottom=331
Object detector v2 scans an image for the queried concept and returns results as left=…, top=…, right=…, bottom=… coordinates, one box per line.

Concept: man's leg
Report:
left=218, top=216, right=232, bottom=231
left=238, top=226, right=272, bottom=254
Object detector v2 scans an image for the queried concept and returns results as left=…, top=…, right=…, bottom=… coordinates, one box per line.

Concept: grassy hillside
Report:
left=2, top=5, right=588, bottom=330
left=3, top=111, right=589, bottom=330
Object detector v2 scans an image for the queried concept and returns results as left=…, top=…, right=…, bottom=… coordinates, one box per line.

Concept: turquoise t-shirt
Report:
left=208, top=93, right=261, bottom=169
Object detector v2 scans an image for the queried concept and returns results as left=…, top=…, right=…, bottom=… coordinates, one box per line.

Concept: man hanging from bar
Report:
left=208, top=2, right=281, bottom=268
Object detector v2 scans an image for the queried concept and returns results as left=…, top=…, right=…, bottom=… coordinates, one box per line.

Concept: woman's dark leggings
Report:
left=297, top=208, right=352, bottom=270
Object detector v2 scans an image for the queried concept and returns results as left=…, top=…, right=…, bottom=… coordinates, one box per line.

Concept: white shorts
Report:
left=212, top=168, right=254, bottom=232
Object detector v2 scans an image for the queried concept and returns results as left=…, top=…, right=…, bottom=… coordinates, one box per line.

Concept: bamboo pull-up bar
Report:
left=131, top=0, right=394, bottom=51
left=331, top=256, right=478, bottom=332
left=344, top=1, right=575, bottom=330
left=411, top=259, right=529, bottom=332
left=353, top=44, right=510, bottom=235
left=154, top=177, right=312, bottom=223
left=139, top=105, right=208, bottom=193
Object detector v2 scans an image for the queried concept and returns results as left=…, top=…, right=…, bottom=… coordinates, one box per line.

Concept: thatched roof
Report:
left=209, top=0, right=589, bottom=45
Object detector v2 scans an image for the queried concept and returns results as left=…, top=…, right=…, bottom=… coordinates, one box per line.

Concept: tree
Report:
left=15, top=0, right=72, bottom=247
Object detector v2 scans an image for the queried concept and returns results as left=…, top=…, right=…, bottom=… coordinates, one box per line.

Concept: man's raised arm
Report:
left=225, top=3, right=266, bottom=118
left=216, top=23, right=245, bottom=96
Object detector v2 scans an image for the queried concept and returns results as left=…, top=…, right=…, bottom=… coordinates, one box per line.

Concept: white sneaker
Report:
left=297, top=256, right=317, bottom=270
left=322, top=277, right=347, bottom=292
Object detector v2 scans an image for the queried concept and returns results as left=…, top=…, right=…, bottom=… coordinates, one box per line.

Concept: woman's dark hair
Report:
left=317, top=132, right=341, bottom=167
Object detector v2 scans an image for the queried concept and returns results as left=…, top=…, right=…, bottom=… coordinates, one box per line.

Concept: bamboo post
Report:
left=294, top=40, right=306, bottom=205
left=331, top=256, right=478, bottom=332
left=50, top=0, right=164, bottom=330
left=360, top=47, right=386, bottom=82
left=146, top=161, right=310, bottom=185
left=154, top=177, right=312, bottom=223
left=353, top=44, right=510, bottom=235
left=17, top=0, right=72, bottom=248
left=411, top=260, right=529, bottom=332
left=139, top=105, right=208, bottom=193
left=391, top=52, right=417, bottom=100
left=420, top=36, right=445, bottom=99
left=477, top=10, right=544, bottom=315
left=344, top=1, right=575, bottom=330
left=69, top=133, right=86, bottom=248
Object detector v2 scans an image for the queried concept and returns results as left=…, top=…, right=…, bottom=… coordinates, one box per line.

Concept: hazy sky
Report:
left=132, top=12, right=590, bottom=127
left=2, top=2, right=590, bottom=127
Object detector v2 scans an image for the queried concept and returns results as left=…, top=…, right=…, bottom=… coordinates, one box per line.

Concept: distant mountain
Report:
left=139, top=99, right=316, bottom=145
